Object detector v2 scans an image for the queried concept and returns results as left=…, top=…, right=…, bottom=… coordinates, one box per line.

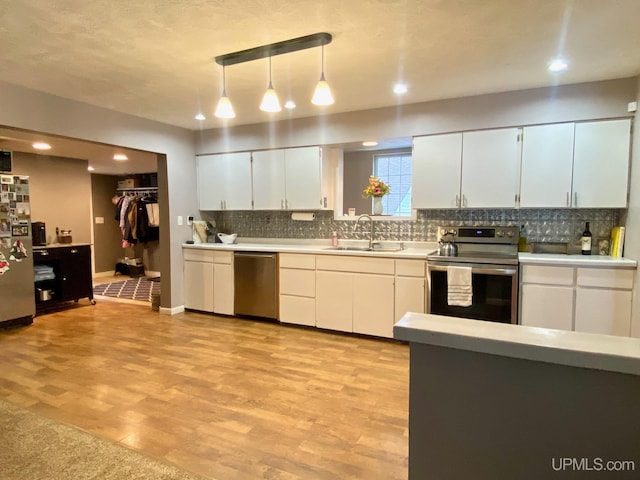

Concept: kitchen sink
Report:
left=324, top=245, right=404, bottom=252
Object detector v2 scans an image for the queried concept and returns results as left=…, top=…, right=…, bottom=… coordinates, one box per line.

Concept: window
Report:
left=373, top=151, right=412, bottom=216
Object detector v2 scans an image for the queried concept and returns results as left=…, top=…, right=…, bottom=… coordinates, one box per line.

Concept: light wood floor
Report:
left=0, top=300, right=409, bottom=479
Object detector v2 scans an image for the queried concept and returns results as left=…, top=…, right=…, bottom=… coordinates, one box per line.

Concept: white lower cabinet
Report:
left=279, top=253, right=317, bottom=326
left=316, top=255, right=397, bottom=337
left=353, top=274, right=395, bottom=337
left=184, top=260, right=214, bottom=312
left=183, top=248, right=234, bottom=315
left=519, top=264, right=635, bottom=336
left=394, top=260, right=426, bottom=322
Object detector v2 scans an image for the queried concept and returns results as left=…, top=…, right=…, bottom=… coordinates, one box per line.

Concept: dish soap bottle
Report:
left=518, top=224, right=527, bottom=252
left=581, top=222, right=592, bottom=255
left=331, top=231, right=339, bottom=247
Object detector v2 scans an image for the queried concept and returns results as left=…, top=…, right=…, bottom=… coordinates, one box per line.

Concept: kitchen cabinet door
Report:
left=284, top=146, right=323, bottom=209
left=316, top=271, right=353, bottom=332
left=252, top=150, right=286, bottom=209
left=520, top=123, right=575, bottom=207
left=197, top=152, right=252, bottom=210
left=575, top=288, right=632, bottom=336
left=520, top=284, right=573, bottom=331
left=213, top=263, right=234, bottom=315
left=395, top=276, right=425, bottom=322
left=353, top=274, right=395, bottom=338
left=57, top=245, right=93, bottom=302
left=572, top=119, right=631, bottom=208
left=461, top=128, right=521, bottom=208
left=183, top=261, right=214, bottom=312
left=412, top=134, right=462, bottom=208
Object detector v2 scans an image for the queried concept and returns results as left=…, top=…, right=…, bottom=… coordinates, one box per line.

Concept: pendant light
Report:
left=214, top=65, right=235, bottom=119
left=260, top=56, right=281, bottom=113
left=312, top=43, right=334, bottom=106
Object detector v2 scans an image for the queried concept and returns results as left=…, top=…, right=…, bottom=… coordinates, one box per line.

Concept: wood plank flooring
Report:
left=0, top=299, right=409, bottom=479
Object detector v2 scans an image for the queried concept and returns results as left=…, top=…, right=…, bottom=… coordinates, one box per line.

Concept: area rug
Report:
left=0, top=399, right=210, bottom=480
left=93, top=277, right=161, bottom=302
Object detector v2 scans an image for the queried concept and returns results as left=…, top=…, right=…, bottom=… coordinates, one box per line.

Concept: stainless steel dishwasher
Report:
left=234, top=252, right=278, bottom=320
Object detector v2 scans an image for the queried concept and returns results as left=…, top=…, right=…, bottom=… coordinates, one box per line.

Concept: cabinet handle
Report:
left=574, top=192, right=578, bottom=207
left=220, top=200, right=224, bottom=210
left=39, top=250, right=49, bottom=256
left=286, top=199, right=289, bottom=209
left=281, top=199, right=284, bottom=209
left=463, top=195, right=467, bottom=208
left=455, top=195, right=460, bottom=207
left=70, top=249, right=78, bottom=254
left=566, top=192, right=569, bottom=207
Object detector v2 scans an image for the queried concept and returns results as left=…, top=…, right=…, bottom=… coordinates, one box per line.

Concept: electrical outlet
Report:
left=628, top=101, right=637, bottom=113
left=187, top=216, right=194, bottom=226
left=177, top=215, right=183, bottom=226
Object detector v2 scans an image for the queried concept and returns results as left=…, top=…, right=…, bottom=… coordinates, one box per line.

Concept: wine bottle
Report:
left=581, top=222, right=592, bottom=255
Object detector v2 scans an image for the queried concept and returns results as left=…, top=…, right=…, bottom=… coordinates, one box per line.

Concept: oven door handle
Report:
left=428, top=265, right=517, bottom=276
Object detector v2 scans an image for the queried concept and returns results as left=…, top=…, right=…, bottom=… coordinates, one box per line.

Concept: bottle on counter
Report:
left=518, top=224, right=527, bottom=252
left=331, top=231, right=339, bottom=247
left=581, top=222, right=592, bottom=255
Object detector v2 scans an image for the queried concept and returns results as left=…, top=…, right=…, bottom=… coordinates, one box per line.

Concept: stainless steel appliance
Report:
left=427, top=226, right=519, bottom=324
left=0, top=174, right=35, bottom=328
left=234, top=252, right=278, bottom=320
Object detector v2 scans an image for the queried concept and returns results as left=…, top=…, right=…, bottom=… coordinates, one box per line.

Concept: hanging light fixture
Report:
left=312, top=43, right=334, bottom=106
left=260, top=56, right=281, bottom=113
left=214, top=65, right=235, bottom=119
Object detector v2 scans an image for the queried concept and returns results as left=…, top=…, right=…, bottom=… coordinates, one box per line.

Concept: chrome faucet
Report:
left=353, top=214, right=374, bottom=249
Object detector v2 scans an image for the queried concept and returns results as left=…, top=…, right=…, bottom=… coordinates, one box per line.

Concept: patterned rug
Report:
left=93, top=277, right=160, bottom=302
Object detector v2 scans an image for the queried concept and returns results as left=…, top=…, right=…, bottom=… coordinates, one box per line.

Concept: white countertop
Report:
left=394, top=312, right=640, bottom=376
left=183, top=239, right=437, bottom=259
left=519, top=252, right=637, bottom=268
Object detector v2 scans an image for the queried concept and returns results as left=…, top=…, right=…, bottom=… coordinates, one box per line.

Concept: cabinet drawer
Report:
left=280, top=268, right=315, bottom=297
left=576, top=268, right=634, bottom=290
left=521, top=265, right=574, bottom=285
left=213, top=251, right=233, bottom=264
left=279, top=253, right=315, bottom=269
left=316, top=255, right=395, bottom=275
left=396, top=259, right=425, bottom=277
left=183, top=248, right=214, bottom=263
left=280, top=295, right=316, bottom=326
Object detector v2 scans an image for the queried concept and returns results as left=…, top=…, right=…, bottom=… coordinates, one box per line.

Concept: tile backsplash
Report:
left=204, top=208, right=623, bottom=247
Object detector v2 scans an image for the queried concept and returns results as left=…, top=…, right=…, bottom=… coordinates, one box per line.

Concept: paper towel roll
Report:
left=291, top=212, right=316, bottom=221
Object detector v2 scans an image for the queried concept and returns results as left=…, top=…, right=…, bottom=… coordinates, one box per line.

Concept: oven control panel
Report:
left=437, top=226, right=519, bottom=244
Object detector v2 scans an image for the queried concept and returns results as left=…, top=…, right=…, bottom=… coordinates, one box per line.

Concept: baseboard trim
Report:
left=93, top=271, right=115, bottom=278
left=159, top=305, right=185, bottom=315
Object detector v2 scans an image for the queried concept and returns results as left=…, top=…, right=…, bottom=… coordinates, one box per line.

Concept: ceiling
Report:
left=0, top=0, right=639, bottom=172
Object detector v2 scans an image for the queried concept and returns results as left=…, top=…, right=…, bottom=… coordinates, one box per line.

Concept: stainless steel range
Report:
left=427, top=226, right=519, bottom=324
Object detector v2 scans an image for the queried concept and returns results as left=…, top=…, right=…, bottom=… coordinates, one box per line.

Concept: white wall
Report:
left=0, top=81, right=197, bottom=310
left=196, top=77, right=637, bottom=154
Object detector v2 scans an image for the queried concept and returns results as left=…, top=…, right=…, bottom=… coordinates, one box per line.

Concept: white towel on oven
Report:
left=447, top=266, right=472, bottom=307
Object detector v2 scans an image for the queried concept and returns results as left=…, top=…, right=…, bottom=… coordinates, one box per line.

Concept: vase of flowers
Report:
left=362, top=176, right=390, bottom=215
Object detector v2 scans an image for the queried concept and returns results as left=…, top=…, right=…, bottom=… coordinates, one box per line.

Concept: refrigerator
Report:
left=0, top=174, right=35, bottom=328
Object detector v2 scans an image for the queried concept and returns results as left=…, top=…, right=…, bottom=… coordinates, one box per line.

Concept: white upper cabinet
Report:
left=572, top=119, right=631, bottom=208
left=252, top=150, right=287, bottom=210
left=285, top=146, right=325, bottom=210
left=460, top=128, right=521, bottom=208
left=412, top=129, right=520, bottom=209
left=197, top=152, right=252, bottom=210
left=520, top=123, right=575, bottom=208
left=412, top=133, right=462, bottom=208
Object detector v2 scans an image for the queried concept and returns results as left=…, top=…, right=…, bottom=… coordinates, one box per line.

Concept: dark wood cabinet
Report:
left=33, top=244, right=94, bottom=313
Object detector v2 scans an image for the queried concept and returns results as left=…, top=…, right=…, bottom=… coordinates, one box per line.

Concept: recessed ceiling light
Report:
left=548, top=58, right=568, bottom=73
left=87, top=166, right=95, bottom=172
left=284, top=100, right=296, bottom=110
left=362, top=141, right=378, bottom=147
left=32, top=142, right=51, bottom=150
left=113, top=154, right=128, bottom=161
left=393, top=83, right=408, bottom=95
left=195, top=113, right=206, bottom=120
